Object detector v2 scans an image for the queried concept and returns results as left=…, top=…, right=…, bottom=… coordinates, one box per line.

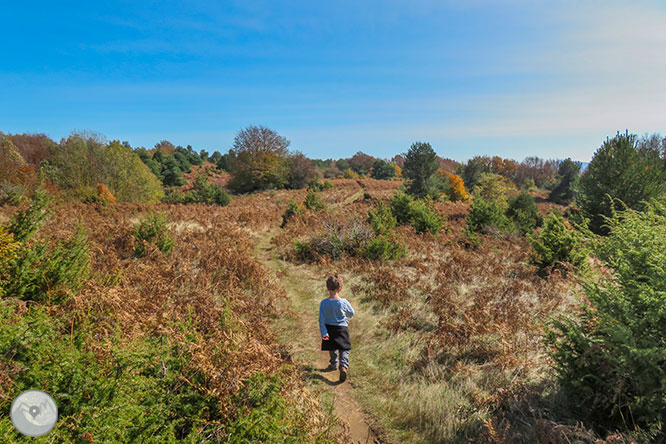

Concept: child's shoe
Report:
left=324, top=364, right=337, bottom=372
left=339, top=366, right=347, bottom=382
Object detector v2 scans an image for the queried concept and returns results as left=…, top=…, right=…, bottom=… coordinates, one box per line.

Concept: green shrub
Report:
left=506, top=191, right=542, bottom=234
left=4, top=227, right=90, bottom=304
left=281, top=201, right=303, bottom=228
left=363, top=192, right=372, bottom=200
left=546, top=200, right=666, bottom=436
left=389, top=191, right=414, bottom=224
left=367, top=201, right=397, bottom=235
left=7, top=185, right=50, bottom=242
left=304, top=190, right=325, bottom=211
left=529, top=212, right=587, bottom=274
left=3, top=189, right=89, bottom=304
left=520, top=178, right=537, bottom=192
left=408, top=199, right=445, bottom=235
left=322, top=180, right=334, bottom=190
left=466, top=196, right=511, bottom=234
left=307, top=177, right=324, bottom=191
left=0, top=303, right=318, bottom=443
left=363, top=235, right=406, bottom=261
left=164, top=175, right=231, bottom=206
left=133, top=212, right=174, bottom=257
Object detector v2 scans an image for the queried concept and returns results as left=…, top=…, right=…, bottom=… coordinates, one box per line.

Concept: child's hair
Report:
left=326, top=274, right=343, bottom=292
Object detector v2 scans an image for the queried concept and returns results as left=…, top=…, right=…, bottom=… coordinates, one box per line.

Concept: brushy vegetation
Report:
left=547, top=200, right=666, bottom=439
left=466, top=195, right=511, bottom=235
left=0, top=190, right=343, bottom=443
left=530, top=212, right=588, bottom=275
left=2, top=186, right=90, bottom=304
left=5, top=127, right=666, bottom=443
left=133, top=212, right=175, bottom=257
left=163, top=174, right=231, bottom=206
left=388, top=191, right=446, bottom=235
left=506, top=191, right=542, bottom=234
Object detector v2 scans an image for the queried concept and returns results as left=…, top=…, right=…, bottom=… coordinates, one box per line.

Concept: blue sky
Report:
left=1, top=0, right=665, bottom=162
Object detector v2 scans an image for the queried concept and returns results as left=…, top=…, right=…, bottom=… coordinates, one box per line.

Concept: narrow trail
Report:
left=254, top=231, right=381, bottom=444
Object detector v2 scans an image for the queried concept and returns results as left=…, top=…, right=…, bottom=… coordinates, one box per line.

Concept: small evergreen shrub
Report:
left=466, top=196, right=511, bottom=234
left=408, top=199, right=445, bottom=235
left=506, top=191, right=542, bottom=234
left=529, top=212, right=587, bottom=274
left=164, top=175, right=231, bottom=206
left=363, top=192, right=372, bottom=200
left=389, top=191, right=414, bottom=224
left=388, top=192, right=445, bottom=235
left=307, top=177, right=324, bottom=191
left=322, top=180, right=334, bottom=190
left=367, top=201, right=397, bottom=235
left=363, top=235, right=406, bottom=261
left=520, top=178, right=537, bottom=192
left=5, top=228, right=90, bottom=304
left=304, top=190, right=325, bottom=211
left=546, top=200, right=666, bottom=436
left=0, top=227, right=19, bottom=296
left=8, top=185, right=50, bottom=242
left=281, top=201, right=303, bottom=228
left=133, top=212, right=174, bottom=257
left=2, top=189, right=89, bottom=304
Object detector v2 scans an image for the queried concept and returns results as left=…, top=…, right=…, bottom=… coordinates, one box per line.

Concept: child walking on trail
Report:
left=319, top=274, right=355, bottom=382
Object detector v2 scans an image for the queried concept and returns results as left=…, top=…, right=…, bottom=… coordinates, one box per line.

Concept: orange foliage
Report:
left=447, top=174, right=469, bottom=202
left=96, top=183, right=116, bottom=203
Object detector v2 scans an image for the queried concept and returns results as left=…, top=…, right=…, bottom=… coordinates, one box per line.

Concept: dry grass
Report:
left=0, top=198, right=342, bottom=441
left=271, top=179, right=629, bottom=443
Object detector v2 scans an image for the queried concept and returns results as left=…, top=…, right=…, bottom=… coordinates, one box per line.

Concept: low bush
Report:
left=307, top=177, right=329, bottom=191
left=2, top=188, right=89, bottom=304
left=466, top=196, right=511, bottom=234
left=304, top=190, right=325, bottom=211
left=294, top=219, right=374, bottom=261
left=389, top=191, right=414, bottom=224
left=388, top=192, right=445, bottom=235
left=546, top=200, right=666, bottom=437
left=133, top=212, right=174, bottom=257
left=529, top=212, right=587, bottom=275
left=507, top=191, right=542, bottom=234
left=363, top=235, right=406, bottom=261
left=7, top=186, right=50, bottom=242
left=164, top=175, right=231, bottom=206
left=408, top=199, right=445, bottom=235
left=281, top=200, right=304, bottom=228
left=367, top=201, right=397, bottom=235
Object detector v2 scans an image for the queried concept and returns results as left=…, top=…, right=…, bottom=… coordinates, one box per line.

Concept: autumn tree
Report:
left=8, top=133, right=57, bottom=165
left=227, top=125, right=290, bottom=193
left=286, top=152, right=317, bottom=189
left=447, top=174, right=469, bottom=202
left=349, top=151, right=376, bottom=176
left=0, top=133, right=26, bottom=183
